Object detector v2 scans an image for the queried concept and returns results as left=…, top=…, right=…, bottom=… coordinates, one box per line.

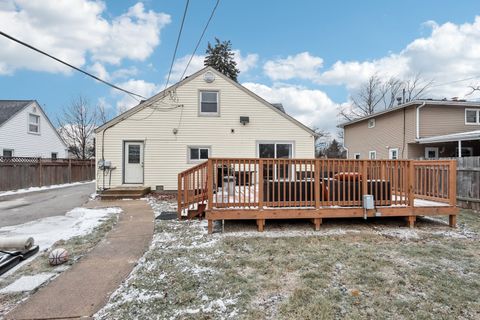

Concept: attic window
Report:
left=368, top=118, right=375, bottom=128
left=28, top=113, right=40, bottom=134
left=199, top=91, right=219, bottom=116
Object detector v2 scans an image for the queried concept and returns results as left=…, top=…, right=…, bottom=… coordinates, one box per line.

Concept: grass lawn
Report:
left=96, top=197, right=480, bottom=320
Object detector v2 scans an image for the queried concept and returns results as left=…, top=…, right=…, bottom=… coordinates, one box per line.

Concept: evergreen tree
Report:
left=204, top=38, right=240, bottom=81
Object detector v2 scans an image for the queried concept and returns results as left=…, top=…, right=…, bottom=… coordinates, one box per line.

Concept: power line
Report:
left=430, top=75, right=480, bottom=88
left=164, top=0, right=190, bottom=90
left=0, top=30, right=146, bottom=101
left=179, top=0, right=220, bottom=81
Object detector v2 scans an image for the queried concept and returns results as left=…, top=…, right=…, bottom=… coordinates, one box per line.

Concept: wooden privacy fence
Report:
left=178, top=158, right=457, bottom=217
left=452, top=156, right=480, bottom=211
left=0, top=156, right=95, bottom=192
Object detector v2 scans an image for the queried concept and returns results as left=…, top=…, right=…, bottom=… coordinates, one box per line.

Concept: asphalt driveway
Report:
left=0, top=182, right=95, bottom=228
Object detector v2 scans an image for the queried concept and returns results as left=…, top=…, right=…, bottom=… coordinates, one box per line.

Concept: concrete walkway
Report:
left=6, top=200, right=154, bottom=320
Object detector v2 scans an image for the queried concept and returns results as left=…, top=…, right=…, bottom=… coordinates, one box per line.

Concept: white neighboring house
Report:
left=95, top=66, right=318, bottom=191
left=0, top=100, right=68, bottom=159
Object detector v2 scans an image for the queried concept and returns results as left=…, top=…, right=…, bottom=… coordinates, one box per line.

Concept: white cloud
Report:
left=243, top=82, right=341, bottom=135
left=263, top=52, right=323, bottom=81
left=316, top=17, right=480, bottom=98
left=114, top=79, right=160, bottom=112
left=0, top=1, right=170, bottom=74
left=168, top=50, right=259, bottom=83
left=88, top=62, right=110, bottom=81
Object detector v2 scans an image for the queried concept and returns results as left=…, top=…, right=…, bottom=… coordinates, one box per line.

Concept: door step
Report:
left=99, top=187, right=151, bottom=200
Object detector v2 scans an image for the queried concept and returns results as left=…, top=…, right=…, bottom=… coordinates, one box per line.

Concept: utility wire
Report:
left=0, top=30, right=146, bottom=101
left=430, top=75, right=480, bottom=88
left=179, top=0, right=220, bottom=81
left=164, top=0, right=190, bottom=90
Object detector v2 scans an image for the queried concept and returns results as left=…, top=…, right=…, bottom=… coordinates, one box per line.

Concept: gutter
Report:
left=416, top=102, right=426, bottom=140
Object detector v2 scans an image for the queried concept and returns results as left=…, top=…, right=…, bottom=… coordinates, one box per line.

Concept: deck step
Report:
left=187, top=203, right=206, bottom=219
left=99, top=187, right=150, bottom=200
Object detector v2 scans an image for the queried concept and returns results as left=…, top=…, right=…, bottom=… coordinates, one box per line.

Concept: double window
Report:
left=28, top=113, right=40, bottom=134
left=258, top=142, right=293, bottom=159
left=389, top=148, right=399, bottom=160
left=368, top=151, right=377, bottom=159
left=465, top=109, right=480, bottom=125
left=51, top=152, right=58, bottom=160
left=199, top=91, right=219, bottom=115
left=188, top=146, right=210, bottom=162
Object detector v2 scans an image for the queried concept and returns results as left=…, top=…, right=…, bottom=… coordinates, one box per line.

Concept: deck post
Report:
left=177, top=173, right=182, bottom=219
left=362, top=160, right=368, bottom=198
left=257, top=219, right=265, bottom=232
left=313, top=218, right=322, bottom=231
left=208, top=219, right=213, bottom=234
left=314, top=159, right=320, bottom=209
left=258, top=159, right=264, bottom=209
left=448, top=159, right=457, bottom=207
left=207, top=159, right=214, bottom=210
left=406, top=215, right=416, bottom=228
left=449, top=215, right=457, bottom=228
left=408, top=161, right=415, bottom=208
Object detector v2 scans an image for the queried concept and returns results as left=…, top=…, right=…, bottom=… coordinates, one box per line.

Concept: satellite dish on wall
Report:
left=203, top=71, right=215, bottom=83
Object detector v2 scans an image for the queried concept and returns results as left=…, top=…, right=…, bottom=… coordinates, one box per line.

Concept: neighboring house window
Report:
left=353, top=153, right=361, bottom=160
left=368, top=151, right=376, bottom=159
left=51, top=152, right=58, bottom=160
left=425, top=147, right=439, bottom=159
left=455, top=147, right=473, bottom=157
left=199, top=91, right=219, bottom=115
left=28, top=113, right=40, bottom=134
left=2, top=149, right=13, bottom=157
left=258, top=142, right=293, bottom=158
left=188, top=146, right=210, bottom=162
left=465, top=109, right=480, bottom=124
left=389, top=148, right=399, bottom=160
left=368, top=118, right=375, bottom=128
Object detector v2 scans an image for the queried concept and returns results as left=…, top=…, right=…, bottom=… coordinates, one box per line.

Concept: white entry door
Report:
left=124, top=141, right=144, bottom=184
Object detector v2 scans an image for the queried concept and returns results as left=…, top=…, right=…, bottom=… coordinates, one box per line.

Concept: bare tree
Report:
left=313, top=128, right=331, bottom=157
left=340, top=73, right=433, bottom=121
left=57, top=96, right=103, bottom=160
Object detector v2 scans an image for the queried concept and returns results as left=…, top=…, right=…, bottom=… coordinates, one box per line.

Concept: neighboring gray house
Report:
left=0, top=100, right=68, bottom=158
left=339, top=99, right=480, bottom=159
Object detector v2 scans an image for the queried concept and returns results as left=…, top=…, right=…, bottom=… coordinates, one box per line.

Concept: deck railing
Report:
left=177, top=158, right=457, bottom=216
left=177, top=161, right=208, bottom=218
left=413, top=160, right=456, bottom=205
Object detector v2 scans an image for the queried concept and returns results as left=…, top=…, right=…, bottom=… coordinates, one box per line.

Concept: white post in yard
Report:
left=458, top=140, right=462, bottom=157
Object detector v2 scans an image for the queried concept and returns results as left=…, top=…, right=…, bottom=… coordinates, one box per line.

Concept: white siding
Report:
left=0, top=102, right=68, bottom=158
left=96, top=69, right=316, bottom=190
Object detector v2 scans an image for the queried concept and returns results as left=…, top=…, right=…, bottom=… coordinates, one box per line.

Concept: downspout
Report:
left=416, top=102, right=426, bottom=140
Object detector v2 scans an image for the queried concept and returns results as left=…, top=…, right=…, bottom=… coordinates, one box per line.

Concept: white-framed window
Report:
left=28, top=113, right=40, bottom=134
left=188, top=146, right=210, bottom=163
left=199, top=91, right=219, bottom=115
left=465, top=109, right=480, bottom=125
left=425, top=147, right=439, bottom=159
left=2, top=149, right=14, bottom=157
left=368, top=118, right=375, bottom=128
left=455, top=147, right=473, bottom=157
left=389, top=148, right=399, bottom=160
left=353, top=153, right=361, bottom=159
left=368, top=150, right=376, bottom=159
left=257, top=142, right=293, bottom=159
left=51, top=152, right=58, bottom=160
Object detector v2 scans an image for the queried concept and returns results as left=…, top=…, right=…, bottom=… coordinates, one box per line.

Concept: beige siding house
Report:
left=95, top=67, right=317, bottom=191
left=340, top=100, right=480, bottom=160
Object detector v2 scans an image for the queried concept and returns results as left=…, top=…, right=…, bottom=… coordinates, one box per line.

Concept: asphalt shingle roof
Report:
left=0, top=100, right=33, bottom=126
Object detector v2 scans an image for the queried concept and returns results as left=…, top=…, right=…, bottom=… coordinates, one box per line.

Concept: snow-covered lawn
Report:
left=96, top=196, right=480, bottom=320
left=0, top=180, right=94, bottom=197
left=0, top=207, right=121, bottom=250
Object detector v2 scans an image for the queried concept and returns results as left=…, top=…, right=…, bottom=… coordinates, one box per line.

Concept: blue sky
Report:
left=1, top=0, right=480, bottom=135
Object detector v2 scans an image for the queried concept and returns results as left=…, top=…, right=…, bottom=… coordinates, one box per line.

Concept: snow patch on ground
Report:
left=0, top=180, right=94, bottom=197
left=0, top=207, right=122, bottom=250
left=0, top=273, right=55, bottom=293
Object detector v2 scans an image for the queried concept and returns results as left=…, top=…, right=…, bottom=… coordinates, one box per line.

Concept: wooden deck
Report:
left=178, top=158, right=458, bottom=233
